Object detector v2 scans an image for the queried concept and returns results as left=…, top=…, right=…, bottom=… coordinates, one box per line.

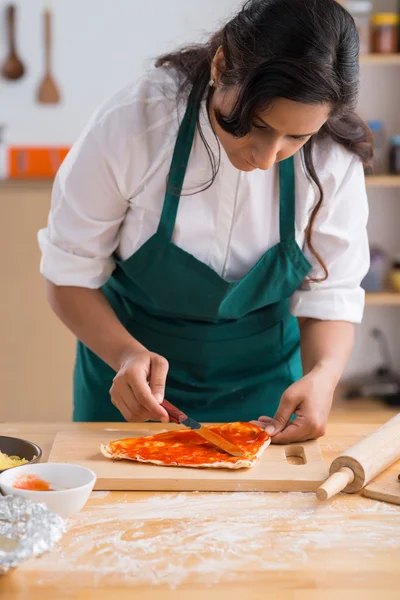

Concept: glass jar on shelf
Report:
left=388, top=136, right=400, bottom=175
left=388, top=254, right=400, bottom=294
left=371, top=13, right=399, bottom=54
left=365, top=120, right=385, bottom=175
left=344, top=1, right=372, bottom=54
left=361, top=247, right=387, bottom=293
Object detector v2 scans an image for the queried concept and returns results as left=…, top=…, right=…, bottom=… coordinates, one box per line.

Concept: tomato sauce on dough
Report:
left=107, top=422, right=269, bottom=466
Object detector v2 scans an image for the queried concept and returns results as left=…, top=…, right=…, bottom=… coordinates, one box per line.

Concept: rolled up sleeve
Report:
left=291, top=151, right=370, bottom=324
left=38, top=126, right=128, bottom=288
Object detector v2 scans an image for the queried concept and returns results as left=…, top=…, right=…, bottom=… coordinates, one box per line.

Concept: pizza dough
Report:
left=101, top=422, right=270, bottom=470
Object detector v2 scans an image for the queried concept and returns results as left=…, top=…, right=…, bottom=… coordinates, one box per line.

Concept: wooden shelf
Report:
left=1, top=177, right=399, bottom=200
left=2, top=176, right=400, bottom=188
left=365, top=175, right=400, bottom=188
left=366, top=292, right=400, bottom=306
left=360, top=54, right=400, bottom=65
left=0, top=179, right=53, bottom=191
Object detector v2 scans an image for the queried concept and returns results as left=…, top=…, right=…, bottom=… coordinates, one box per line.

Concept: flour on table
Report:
left=26, top=491, right=400, bottom=590
left=90, top=491, right=110, bottom=499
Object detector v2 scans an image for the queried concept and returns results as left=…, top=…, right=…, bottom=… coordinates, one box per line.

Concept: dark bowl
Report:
left=0, top=436, right=42, bottom=473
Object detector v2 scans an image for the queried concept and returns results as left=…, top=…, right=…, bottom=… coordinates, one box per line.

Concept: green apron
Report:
left=73, top=94, right=312, bottom=423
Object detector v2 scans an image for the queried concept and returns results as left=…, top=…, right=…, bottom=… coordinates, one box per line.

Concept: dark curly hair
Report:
left=156, top=0, right=373, bottom=280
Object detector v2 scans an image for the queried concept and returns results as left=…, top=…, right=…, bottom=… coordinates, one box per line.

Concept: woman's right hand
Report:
left=110, top=350, right=170, bottom=422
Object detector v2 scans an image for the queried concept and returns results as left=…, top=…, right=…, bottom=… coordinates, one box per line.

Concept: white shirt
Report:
left=38, top=67, right=370, bottom=323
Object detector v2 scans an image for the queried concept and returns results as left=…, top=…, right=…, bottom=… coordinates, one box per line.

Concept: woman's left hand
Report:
left=252, top=363, right=337, bottom=444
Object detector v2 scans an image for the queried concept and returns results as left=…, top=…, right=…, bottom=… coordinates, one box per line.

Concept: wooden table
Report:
left=1, top=414, right=399, bottom=600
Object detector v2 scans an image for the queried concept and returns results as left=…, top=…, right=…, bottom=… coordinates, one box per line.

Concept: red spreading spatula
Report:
left=161, top=399, right=244, bottom=457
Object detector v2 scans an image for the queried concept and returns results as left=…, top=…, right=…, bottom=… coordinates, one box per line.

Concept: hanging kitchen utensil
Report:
left=1, top=4, right=25, bottom=80
left=37, top=6, right=60, bottom=104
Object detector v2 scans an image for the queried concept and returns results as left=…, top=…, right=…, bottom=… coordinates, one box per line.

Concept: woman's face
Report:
left=209, top=86, right=331, bottom=172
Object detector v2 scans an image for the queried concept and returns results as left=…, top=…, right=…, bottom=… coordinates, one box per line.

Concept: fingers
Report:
left=271, top=415, right=326, bottom=444
left=253, top=384, right=322, bottom=442
left=250, top=417, right=274, bottom=431
left=253, top=401, right=295, bottom=436
left=254, top=413, right=327, bottom=444
left=270, top=420, right=307, bottom=444
left=110, top=390, right=132, bottom=421
left=149, top=355, right=169, bottom=404
left=268, top=388, right=301, bottom=435
left=111, top=353, right=170, bottom=422
left=255, top=417, right=274, bottom=426
left=251, top=416, right=293, bottom=441
left=110, top=390, right=151, bottom=423
left=130, top=366, right=169, bottom=422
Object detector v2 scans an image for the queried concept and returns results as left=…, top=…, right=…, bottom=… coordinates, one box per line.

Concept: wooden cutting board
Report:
left=47, top=427, right=328, bottom=492
left=363, top=461, right=400, bottom=505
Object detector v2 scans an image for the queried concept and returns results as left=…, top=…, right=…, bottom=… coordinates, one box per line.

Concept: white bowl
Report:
left=0, top=463, right=96, bottom=518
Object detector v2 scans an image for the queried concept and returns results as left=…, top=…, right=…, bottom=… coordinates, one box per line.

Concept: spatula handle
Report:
left=161, top=399, right=186, bottom=424
left=6, top=4, right=16, bottom=54
left=44, top=8, right=52, bottom=73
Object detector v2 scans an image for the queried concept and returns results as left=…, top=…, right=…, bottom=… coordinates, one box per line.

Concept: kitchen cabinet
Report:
left=0, top=181, right=75, bottom=421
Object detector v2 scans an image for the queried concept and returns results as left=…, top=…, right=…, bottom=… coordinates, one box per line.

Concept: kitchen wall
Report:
left=351, top=0, right=400, bottom=379
left=1, top=0, right=399, bottom=420
left=0, top=0, right=242, bottom=145
left=0, top=0, right=244, bottom=421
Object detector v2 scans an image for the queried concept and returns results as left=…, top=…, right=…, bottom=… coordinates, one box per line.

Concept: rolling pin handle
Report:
left=316, top=467, right=355, bottom=501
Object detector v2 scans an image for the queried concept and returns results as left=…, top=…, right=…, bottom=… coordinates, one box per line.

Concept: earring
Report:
left=209, top=78, right=215, bottom=87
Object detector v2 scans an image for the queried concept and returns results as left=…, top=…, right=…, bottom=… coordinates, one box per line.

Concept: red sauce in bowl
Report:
left=13, top=474, right=53, bottom=491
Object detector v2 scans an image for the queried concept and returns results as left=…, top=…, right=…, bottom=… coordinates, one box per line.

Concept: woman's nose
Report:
left=251, top=139, right=280, bottom=171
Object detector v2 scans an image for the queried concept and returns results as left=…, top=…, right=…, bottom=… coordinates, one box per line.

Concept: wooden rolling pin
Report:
left=317, top=413, right=400, bottom=501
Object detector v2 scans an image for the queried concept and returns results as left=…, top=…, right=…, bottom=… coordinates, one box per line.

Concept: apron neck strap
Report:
left=157, top=97, right=198, bottom=241
left=279, top=156, right=296, bottom=242
left=158, top=92, right=296, bottom=244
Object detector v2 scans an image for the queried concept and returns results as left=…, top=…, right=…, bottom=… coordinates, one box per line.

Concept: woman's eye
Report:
left=252, top=124, right=309, bottom=143
left=290, top=135, right=309, bottom=142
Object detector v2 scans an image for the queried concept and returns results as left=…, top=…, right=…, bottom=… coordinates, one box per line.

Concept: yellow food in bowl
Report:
left=0, top=451, right=31, bottom=470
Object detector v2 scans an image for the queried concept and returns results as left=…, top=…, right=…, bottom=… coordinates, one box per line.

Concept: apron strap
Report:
left=279, top=156, right=296, bottom=242
left=158, top=92, right=296, bottom=244
left=157, top=98, right=198, bottom=241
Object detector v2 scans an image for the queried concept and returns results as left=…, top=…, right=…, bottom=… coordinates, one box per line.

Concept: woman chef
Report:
left=38, top=0, right=372, bottom=443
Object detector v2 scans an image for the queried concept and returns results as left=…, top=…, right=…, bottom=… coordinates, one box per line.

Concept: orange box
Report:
left=8, top=146, right=70, bottom=179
